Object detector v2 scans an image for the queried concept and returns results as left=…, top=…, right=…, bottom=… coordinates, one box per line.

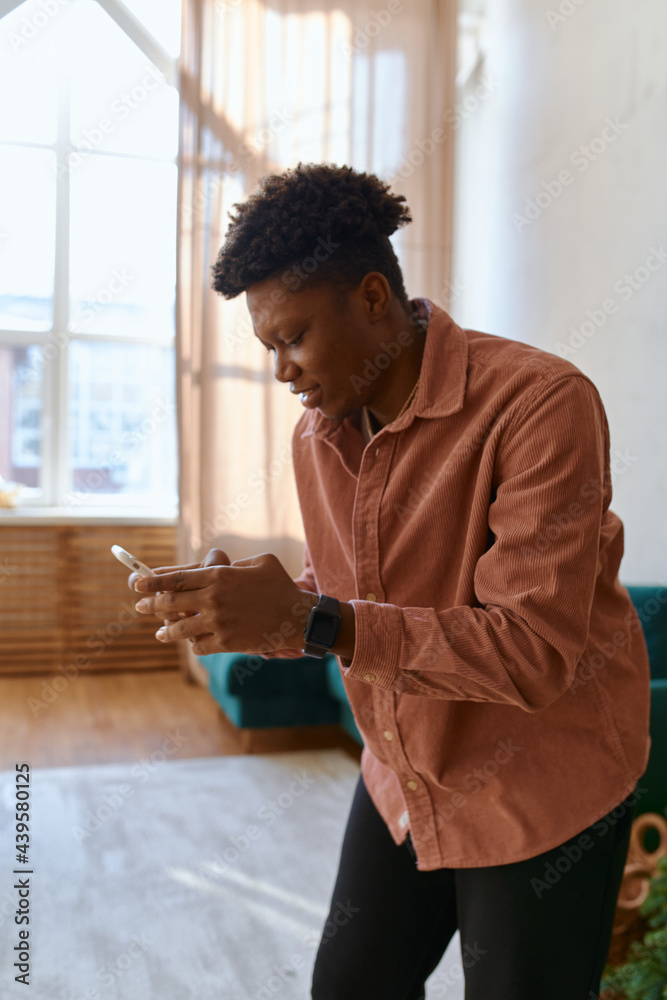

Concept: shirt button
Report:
left=366, top=592, right=377, bottom=601
left=406, top=781, right=418, bottom=791
left=383, top=730, right=393, bottom=741
left=363, top=673, right=375, bottom=682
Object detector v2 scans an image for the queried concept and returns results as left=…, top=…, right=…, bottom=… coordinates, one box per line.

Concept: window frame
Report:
left=0, top=0, right=180, bottom=521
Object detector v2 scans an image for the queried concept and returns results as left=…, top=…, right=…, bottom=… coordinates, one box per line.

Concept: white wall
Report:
left=451, top=0, right=667, bottom=584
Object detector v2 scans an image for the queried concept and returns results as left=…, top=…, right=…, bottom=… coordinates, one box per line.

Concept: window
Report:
left=0, top=0, right=181, bottom=516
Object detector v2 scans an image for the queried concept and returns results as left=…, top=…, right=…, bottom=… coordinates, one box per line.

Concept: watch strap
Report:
left=302, top=594, right=342, bottom=658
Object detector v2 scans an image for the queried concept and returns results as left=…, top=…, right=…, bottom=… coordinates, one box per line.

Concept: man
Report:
left=132, top=162, right=651, bottom=998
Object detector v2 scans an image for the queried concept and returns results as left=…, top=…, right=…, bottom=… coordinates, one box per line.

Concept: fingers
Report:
left=135, top=592, right=202, bottom=616
left=155, top=615, right=208, bottom=643
left=129, top=553, right=229, bottom=591
left=133, top=567, right=216, bottom=594
left=202, top=548, right=231, bottom=567
left=127, top=562, right=201, bottom=592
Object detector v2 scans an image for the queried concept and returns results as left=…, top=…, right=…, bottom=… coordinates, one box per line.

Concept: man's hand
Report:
left=128, top=549, right=231, bottom=636
left=132, top=549, right=318, bottom=657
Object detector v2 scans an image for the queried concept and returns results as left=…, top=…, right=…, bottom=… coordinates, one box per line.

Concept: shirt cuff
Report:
left=339, top=599, right=402, bottom=689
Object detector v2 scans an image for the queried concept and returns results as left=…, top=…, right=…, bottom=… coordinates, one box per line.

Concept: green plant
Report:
left=601, top=851, right=667, bottom=999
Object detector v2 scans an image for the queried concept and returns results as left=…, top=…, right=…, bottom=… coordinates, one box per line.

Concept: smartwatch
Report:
left=302, top=594, right=342, bottom=658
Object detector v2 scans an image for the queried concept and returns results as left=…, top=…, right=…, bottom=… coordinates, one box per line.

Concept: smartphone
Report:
left=111, top=545, right=156, bottom=578
left=112, top=546, right=189, bottom=622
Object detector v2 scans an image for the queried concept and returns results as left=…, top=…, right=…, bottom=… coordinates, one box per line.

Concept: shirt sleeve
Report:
left=341, top=374, right=612, bottom=712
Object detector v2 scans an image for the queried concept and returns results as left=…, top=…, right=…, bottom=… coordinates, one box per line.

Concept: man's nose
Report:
left=273, top=351, right=299, bottom=384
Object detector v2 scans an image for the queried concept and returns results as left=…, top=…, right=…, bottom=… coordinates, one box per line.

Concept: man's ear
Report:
left=361, top=271, right=392, bottom=323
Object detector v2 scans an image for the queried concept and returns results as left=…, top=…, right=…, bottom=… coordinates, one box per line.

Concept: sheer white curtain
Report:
left=176, top=0, right=457, bottom=678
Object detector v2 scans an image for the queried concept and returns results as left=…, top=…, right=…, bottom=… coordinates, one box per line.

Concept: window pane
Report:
left=69, top=156, right=177, bottom=339
left=372, top=51, right=406, bottom=177
left=0, top=345, right=44, bottom=493
left=68, top=0, right=179, bottom=161
left=120, top=0, right=182, bottom=58
left=0, top=147, right=56, bottom=331
left=0, top=0, right=60, bottom=145
left=67, top=340, right=176, bottom=505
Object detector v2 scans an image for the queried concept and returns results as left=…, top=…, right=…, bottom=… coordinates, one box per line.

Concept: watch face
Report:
left=309, top=614, right=340, bottom=647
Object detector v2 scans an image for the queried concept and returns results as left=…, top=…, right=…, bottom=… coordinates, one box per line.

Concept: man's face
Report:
left=246, top=274, right=404, bottom=421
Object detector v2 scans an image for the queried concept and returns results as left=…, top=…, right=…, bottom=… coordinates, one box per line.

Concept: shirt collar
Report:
left=298, top=297, right=469, bottom=440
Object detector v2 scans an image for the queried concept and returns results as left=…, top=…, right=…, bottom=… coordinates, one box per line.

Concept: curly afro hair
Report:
left=211, top=161, right=413, bottom=309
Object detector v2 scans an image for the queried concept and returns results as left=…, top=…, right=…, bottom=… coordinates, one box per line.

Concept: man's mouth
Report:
left=298, top=385, right=322, bottom=408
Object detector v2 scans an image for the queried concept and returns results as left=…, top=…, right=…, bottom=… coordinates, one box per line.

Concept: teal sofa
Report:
left=199, top=648, right=363, bottom=743
left=198, top=585, right=666, bottom=817
left=624, top=586, right=667, bottom=821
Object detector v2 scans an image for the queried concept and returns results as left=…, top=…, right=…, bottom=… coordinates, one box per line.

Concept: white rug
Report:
left=0, top=750, right=463, bottom=999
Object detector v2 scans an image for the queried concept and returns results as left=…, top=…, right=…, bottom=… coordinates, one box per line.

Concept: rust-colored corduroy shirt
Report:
left=291, top=298, right=651, bottom=870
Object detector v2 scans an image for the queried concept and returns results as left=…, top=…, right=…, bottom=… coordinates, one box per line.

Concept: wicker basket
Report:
left=602, top=812, right=667, bottom=997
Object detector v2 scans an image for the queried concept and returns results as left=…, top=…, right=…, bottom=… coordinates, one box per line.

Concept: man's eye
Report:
left=264, top=331, right=305, bottom=352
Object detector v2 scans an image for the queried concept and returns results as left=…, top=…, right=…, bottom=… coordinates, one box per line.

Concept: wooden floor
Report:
left=0, top=668, right=363, bottom=771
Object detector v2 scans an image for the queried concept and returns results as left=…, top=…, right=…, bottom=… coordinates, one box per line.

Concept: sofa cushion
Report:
left=626, top=585, right=667, bottom=680
left=199, top=651, right=334, bottom=697
left=325, top=656, right=363, bottom=745
left=635, top=679, right=667, bottom=819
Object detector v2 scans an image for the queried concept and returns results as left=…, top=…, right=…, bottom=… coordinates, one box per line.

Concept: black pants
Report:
left=311, top=772, right=636, bottom=1000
